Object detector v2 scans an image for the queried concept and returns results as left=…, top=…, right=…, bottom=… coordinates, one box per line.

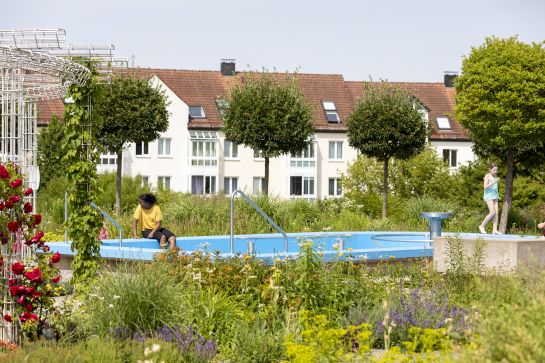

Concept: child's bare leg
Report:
left=160, top=235, right=167, bottom=248
left=168, top=236, right=176, bottom=250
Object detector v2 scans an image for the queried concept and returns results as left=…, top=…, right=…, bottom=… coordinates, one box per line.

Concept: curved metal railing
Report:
left=230, top=189, right=288, bottom=255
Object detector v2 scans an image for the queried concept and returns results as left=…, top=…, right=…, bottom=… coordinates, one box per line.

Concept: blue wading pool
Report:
left=44, top=231, right=437, bottom=262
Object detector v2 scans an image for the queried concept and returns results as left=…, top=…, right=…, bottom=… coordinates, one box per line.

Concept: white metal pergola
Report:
left=0, top=28, right=125, bottom=344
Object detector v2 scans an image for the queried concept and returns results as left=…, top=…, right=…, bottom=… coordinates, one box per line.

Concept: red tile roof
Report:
left=346, top=81, right=469, bottom=141
left=36, top=68, right=469, bottom=141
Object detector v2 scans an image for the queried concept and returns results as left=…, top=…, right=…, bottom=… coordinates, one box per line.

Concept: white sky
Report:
left=2, top=0, right=543, bottom=82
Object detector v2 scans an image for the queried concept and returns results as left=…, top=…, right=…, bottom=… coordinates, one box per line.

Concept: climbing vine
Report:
left=61, top=62, right=103, bottom=285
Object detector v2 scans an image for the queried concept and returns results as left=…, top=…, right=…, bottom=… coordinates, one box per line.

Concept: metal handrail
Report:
left=230, top=189, right=288, bottom=255
left=89, top=202, right=123, bottom=247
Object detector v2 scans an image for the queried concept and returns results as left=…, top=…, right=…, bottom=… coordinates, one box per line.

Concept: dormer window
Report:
left=436, top=117, right=451, bottom=129
left=189, top=106, right=206, bottom=119
left=322, top=101, right=340, bottom=123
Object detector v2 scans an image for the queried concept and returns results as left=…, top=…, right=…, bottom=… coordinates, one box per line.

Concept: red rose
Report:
left=7, top=220, right=19, bottom=233
left=51, top=275, right=61, bottom=283
left=11, top=262, right=25, bottom=275
left=8, top=279, right=17, bottom=286
left=24, top=286, right=35, bottom=295
left=32, top=214, right=42, bottom=226
left=5, top=201, right=13, bottom=209
left=24, top=268, right=42, bottom=284
left=37, top=241, right=45, bottom=248
left=24, top=202, right=33, bottom=213
left=8, top=286, right=19, bottom=296
left=50, top=252, right=61, bottom=264
left=9, top=195, right=21, bottom=203
left=17, top=295, right=25, bottom=304
left=32, top=291, right=42, bottom=298
left=3, top=314, right=12, bottom=323
left=25, top=303, right=34, bottom=312
left=9, top=178, right=22, bottom=188
left=0, top=165, right=10, bottom=179
left=30, top=231, right=44, bottom=244
left=42, top=245, right=50, bottom=253
left=20, top=312, right=37, bottom=322
left=24, top=188, right=33, bottom=196
left=0, top=203, right=4, bottom=211
left=0, top=256, right=2, bottom=266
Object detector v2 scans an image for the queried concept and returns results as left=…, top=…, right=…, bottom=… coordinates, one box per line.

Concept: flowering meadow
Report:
left=1, top=236, right=545, bottom=362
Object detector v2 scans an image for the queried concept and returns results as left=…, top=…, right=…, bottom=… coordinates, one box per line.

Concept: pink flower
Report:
left=24, top=188, right=33, bottom=196
left=17, top=295, right=25, bottom=304
left=50, top=252, right=61, bottom=264
left=7, top=220, right=19, bottom=233
left=51, top=275, right=61, bottom=283
left=24, top=202, right=33, bottom=213
left=9, top=178, right=22, bottom=188
left=3, top=314, right=12, bottom=323
left=24, top=268, right=42, bottom=284
left=11, top=262, right=25, bottom=275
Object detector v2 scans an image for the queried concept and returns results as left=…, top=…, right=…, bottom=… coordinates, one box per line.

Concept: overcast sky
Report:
left=2, top=0, right=543, bottom=82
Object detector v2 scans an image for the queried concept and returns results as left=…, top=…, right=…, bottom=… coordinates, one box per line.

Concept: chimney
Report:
left=444, top=71, right=458, bottom=88
left=221, top=59, right=236, bottom=76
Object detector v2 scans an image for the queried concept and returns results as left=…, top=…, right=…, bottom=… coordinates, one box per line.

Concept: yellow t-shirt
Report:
left=133, top=204, right=163, bottom=231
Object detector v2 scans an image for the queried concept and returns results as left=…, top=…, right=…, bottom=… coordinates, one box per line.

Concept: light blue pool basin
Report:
left=44, top=231, right=437, bottom=262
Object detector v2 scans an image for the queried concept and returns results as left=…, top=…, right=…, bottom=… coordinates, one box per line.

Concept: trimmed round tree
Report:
left=455, top=36, right=545, bottom=232
left=222, top=71, right=313, bottom=195
left=96, top=73, right=169, bottom=213
left=347, top=82, right=428, bottom=219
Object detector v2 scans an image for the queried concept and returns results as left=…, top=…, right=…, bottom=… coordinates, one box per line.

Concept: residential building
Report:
left=37, top=62, right=474, bottom=198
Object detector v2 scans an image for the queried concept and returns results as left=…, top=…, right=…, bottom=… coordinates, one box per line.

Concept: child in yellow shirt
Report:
left=132, top=193, right=176, bottom=249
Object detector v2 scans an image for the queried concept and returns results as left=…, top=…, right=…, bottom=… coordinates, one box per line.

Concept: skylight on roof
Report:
left=436, top=117, right=451, bottom=129
left=189, top=106, right=205, bottom=119
left=322, top=101, right=340, bottom=123
left=322, top=101, right=337, bottom=111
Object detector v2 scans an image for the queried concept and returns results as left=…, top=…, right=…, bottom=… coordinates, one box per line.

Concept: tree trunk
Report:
left=263, top=157, right=269, bottom=195
left=499, top=151, right=514, bottom=233
left=115, top=151, right=123, bottom=214
left=382, top=158, right=389, bottom=220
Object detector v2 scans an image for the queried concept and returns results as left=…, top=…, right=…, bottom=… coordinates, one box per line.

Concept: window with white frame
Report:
left=189, top=106, right=206, bottom=119
left=158, top=138, right=171, bottom=156
left=135, top=142, right=149, bottom=156
left=253, top=177, right=264, bottom=194
left=290, top=143, right=316, bottom=167
left=191, top=175, right=216, bottom=195
left=328, top=178, right=342, bottom=196
left=223, top=177, right=238, bottom=195
left=224, top=140, right=238, bottom=158
left=322, top=101, right=340, bottom=123
left=328, top=141, right=343, bottom=160
left=157, top=176, right=171, bottom=190
left=99, top=151, right=117, bottom=165
left=253, top=148, right=263, bottom=159
left=290, top=176, right=314, bottom=197
left=443, top=149, right=458, bottom=168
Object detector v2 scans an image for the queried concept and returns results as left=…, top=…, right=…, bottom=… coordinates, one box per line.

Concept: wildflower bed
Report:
left=2, top=235, right=544, bottom=362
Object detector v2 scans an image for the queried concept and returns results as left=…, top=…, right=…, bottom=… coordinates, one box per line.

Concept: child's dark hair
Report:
left=488, top=163, right=497, bottom=170
left=139, top=193, right=157, bottom=204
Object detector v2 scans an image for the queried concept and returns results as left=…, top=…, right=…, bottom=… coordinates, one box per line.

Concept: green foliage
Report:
left=226, top=320, right=285, bottom=362
left=223, top=70, right=313, bottom=194
left=347, top=82, right=428, bottom=163
left=347, top=81, right=428, bottom=218
left=80, top=262, right=183, bottom=336
left=61, top=63, right=103, bottom=285
left=37, top=115, right=65, bottom=188
left=284, top=311, right=372, bottom=362
left=96, top=73, right=169, bottom=212
left=455, top=36, right=545, bottom=164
